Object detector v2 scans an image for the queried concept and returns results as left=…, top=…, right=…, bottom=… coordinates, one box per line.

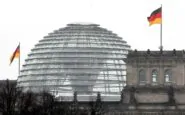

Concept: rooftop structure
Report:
left=17, top=23, right=130, bottom=101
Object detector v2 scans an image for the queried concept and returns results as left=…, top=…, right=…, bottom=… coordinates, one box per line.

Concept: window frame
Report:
left=138, top=69, right=146, bottom=84
left=164, top=69, right=172, bottom=83
left=151, top=69, right=158, bottom=83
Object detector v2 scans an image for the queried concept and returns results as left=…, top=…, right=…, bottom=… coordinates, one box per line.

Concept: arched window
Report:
left=139, top=69, right=146, bottom=84
left=152, top=70, right=158, bottom=83
left=165, top=69, right=172, bottom=82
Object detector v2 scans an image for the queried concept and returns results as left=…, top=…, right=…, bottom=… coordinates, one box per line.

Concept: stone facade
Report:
left=15, top=50, right=185, bottom=114
left=115, top=49, right=185, bottom=114
left=125, top=50, right=185, bottom=86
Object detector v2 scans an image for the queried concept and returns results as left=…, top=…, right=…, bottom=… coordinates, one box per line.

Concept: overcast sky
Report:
left=0, top=0, right=185, bottom=80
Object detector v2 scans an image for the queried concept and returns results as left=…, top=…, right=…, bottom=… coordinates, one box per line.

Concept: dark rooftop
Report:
left=127, top=49, right=185, bottom=58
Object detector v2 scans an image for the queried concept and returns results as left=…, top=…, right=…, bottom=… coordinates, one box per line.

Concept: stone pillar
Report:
left=159, top=61, right=164, bottom=85
left=126, top=64, right=138, bottom=85
left=146, top=61, right=150, bottom=84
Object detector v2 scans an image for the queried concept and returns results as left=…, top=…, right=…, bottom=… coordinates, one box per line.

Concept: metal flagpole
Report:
left=19, top=42, right=20, bottom=76
left=160, top=5, right=163, bottom=51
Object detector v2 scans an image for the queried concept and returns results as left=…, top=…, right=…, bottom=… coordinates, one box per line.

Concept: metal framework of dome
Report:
left=17, top=23, right=130, bottom=101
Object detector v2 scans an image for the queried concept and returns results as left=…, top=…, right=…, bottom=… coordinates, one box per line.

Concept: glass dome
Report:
left=17, top=23, right=130, bottom=101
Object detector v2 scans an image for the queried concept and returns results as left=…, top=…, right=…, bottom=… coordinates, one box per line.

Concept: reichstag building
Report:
left=17, top=23, right=185, bottom=114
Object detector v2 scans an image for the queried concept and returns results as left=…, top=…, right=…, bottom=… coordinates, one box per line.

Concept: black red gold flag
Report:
left=147, top=7, right=162, bottom=26
left=10, top=44, right=20, bottom=64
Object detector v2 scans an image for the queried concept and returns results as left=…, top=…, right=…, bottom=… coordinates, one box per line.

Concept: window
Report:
left=165, top=69, right=172, bottom=82
left=152, top=70, right=158, bottom=83
left=139, top=69, right=146, bottom=84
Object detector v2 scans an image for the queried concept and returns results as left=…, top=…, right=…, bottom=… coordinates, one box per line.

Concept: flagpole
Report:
left=19, top=42, right=20, bottom=76
left=160, top=4, right=163, bottom=51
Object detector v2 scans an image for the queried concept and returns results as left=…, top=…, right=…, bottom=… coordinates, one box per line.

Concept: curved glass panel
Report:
left=17, top=24, right=130, bottom=101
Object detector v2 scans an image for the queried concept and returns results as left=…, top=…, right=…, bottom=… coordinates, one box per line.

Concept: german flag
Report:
left=147, top=7, right=162, bottom=26
left=10, top=44, right=20, bottom=64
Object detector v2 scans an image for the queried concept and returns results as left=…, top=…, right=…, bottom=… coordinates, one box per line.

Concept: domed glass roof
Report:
left=17, top=23, right=130, bottom=101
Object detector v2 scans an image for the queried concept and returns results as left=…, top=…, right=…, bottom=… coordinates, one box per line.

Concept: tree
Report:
left=70, top=91, right=79, bottom=115
left=120, top=89, right=124, bottom=103
left=89, top=92, right=104, bottom=115
left=129, top=87, right=137, bottom=105
left=37, top=91, right=55, bottom=115
left=95, top=92, right=103, bottom=115
left=167, top=86, right=176, bottom=106
left=16, top=91, right=37, bottom=115
left=0, top=79, right=18, bottom=115
left=89, top=99, right=95, bottom=115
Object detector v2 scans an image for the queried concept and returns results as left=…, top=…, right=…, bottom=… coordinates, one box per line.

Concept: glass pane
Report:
left=165, top=75, right=169, bottom=82
left=152, top=70, right=158, bottom=83
left=152, top=77, right=157, bottom=82
left=139, top=70, right=145, bottom=82
left=165, top=69, right=172, bottom=82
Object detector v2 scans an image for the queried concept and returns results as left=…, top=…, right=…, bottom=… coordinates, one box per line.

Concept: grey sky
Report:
left=0, top=0, right=185, bottom=79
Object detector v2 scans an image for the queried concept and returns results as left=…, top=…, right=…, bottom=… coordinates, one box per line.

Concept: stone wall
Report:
left=104, top=111, right=185, bottom=115
left=121, top=85, right=185, bottom=110
left=125, top=50, right=185, bottom=86
left=135, top=92, right=168, bottom=103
